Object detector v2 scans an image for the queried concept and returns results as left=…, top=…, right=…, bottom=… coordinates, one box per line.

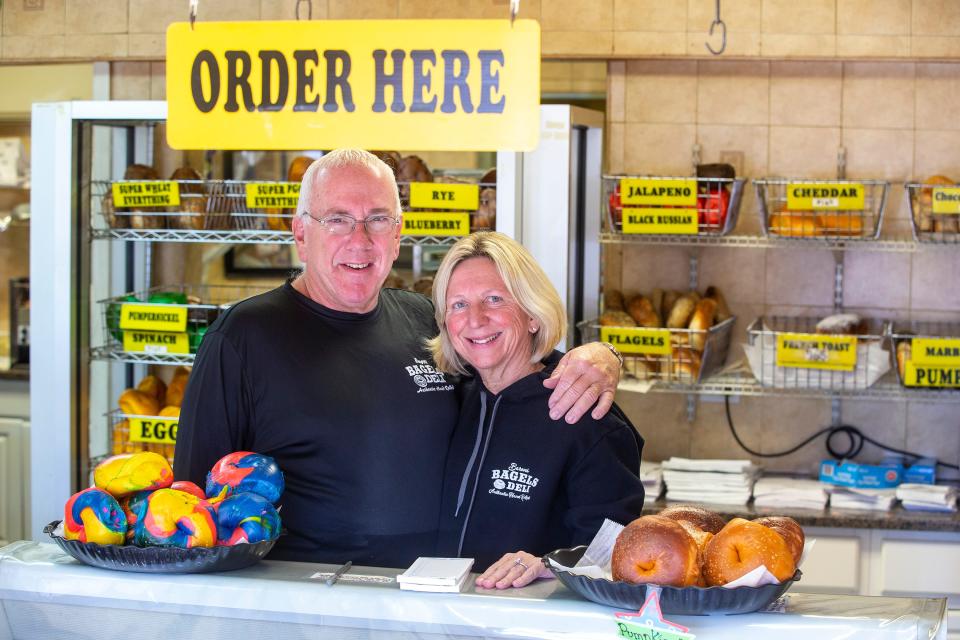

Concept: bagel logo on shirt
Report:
left=489, top=463, right=539, bottom=502
left=404, top=357, right=454, bottom=394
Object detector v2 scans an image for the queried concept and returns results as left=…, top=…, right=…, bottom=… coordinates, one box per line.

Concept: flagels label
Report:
left=127, top=417, right=178, bottom=444
left=931, top=187, right=960, bottom=215
left=245, top=182, right=300, bottom=209
left=786, top=183, right=865, bottom=210
left=601, top=327, right=672, bottom=355
left=776, top=333, right=858, bottom=371
left=401, top=212, right=470, bottom=236
left=409, top=182, right=479, bottom=210
left=619, top=179, right=697, bottom=206
left=621, top=207, right=699, bottom=235
left=122, top=331, right=191, bottom=355
left=112, top=181, right=180, bottom=207
left=119, top=304, right=188, bottom=333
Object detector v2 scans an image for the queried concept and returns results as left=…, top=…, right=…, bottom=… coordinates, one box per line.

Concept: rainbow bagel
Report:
left=215, top=492, right=281, bottom=545
left=206, top=452, right=284, bottom=504
left=63, top=488, right=126, bottom=545
left=94, top=451, right=174, bottom=498
left=119, top=490, right=152, bottom=542
left=170, top=480, right=205, bottom=500
left=133, top=488, right=217, bottom=548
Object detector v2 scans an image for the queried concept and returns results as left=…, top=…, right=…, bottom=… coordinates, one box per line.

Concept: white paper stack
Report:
left=753, top=476, right=829, bottom=509
left=662, top=457, right=759, bottom=506
left=828, top=486, right=896, bottom=511
left=896, top=483, right=959, bottom=512
left=639, top=460, right=663, bottom=503
left=397, top=557, right=474, bottom=593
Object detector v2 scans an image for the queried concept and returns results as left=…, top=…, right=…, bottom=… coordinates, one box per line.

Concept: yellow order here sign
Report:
left=119, top=304, right=188, bottom=332
left=600, top=328, right=672, bottom=355
left=619, top=179, right=697, bottom=206
left=112, top=182, right=180, bottom=207
left=621, top=207, right=698, bottom=235
left=166, top=20, right=540, bottom=151
left=931, top=187, right=960, bottom=215
left=787, top=183, right=865, bottom=211
left=128, top=417, right=179, bottom=444
left=401, top=212, right=469, bottom=236
left=245, top=182, right=300, bottom=209
left=409, top=182, right=479, bottom=210
left=776, top=332, right=858, bottom=371
left=123, top=331, right=191, bottom=355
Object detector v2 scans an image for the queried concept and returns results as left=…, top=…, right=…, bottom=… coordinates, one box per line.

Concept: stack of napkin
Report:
left=896, top=483, right=958, bottom=512
left=639, top=461, right=663, bottom=503
left=397, top=557, right=474, bottom=593
left=752, top=476, right=829, bottom=509
left=662, top=458, right=759, bottom=506
left=828, top=486, right=896, bottom=511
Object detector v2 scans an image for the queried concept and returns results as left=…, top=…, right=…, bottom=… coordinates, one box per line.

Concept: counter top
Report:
left=0, top=541, right=947, bottom=640
left=643, top=500, right=960, bottom=532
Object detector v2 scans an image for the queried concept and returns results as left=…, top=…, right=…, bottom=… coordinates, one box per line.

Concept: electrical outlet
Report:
left=719, top=150, right=744, bottom=176
left=23, top=0, right=44, bottom=10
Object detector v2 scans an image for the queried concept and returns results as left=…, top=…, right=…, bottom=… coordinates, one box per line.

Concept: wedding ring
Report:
left=515, top=558, right=528, bottom=570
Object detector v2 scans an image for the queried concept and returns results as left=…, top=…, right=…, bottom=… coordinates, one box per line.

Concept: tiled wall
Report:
left=5, top=0, right=960, bottom=62
left=608, top=59, right=960, bottom=478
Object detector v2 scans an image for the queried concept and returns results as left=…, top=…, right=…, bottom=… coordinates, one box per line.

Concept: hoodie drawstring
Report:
left=456, top=393, right=501, bottom=557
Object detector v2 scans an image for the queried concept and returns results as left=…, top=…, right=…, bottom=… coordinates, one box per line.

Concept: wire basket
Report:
left=579, top=316, right=735, bottom=384
left=99, top=284, right=265, bottom=357
left=754, top=179, right=888, bottom=240
left=106, top=408, right=176, bottom=465
left=745, top=316, right=890, bottom=390
left=94, top=179, right=241, bottom=231
left=904, top=182, right=960, bottom=244
left=604, top=175, right=745, bottom=236
left=887, top=321, right=960, bottom=388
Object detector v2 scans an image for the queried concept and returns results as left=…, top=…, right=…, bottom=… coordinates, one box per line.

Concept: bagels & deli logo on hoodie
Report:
left=490, top=463, right=539, bottom=502
left=405, top=357, right=454, bottom=393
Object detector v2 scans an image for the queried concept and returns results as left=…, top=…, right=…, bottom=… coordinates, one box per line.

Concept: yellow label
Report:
left=127, top=417, right=179, bottom=444
left=401, top=212, right=470, bottom=236
left=910, top=338, right=960, bottom=366
left=166, top=20, right=540, bottom=151
left=122, top=331, right=190, bottom=354
left=621, top=208, right=699, bottom=235
left=600, top=327, right=672, bottom=355
left=245, top=182, right=300, bottom=209
left=619, top=179, right=697, bottom=206
left=903, top=361, right=960, bottom=387
left=112, top=181, right=180, bottom=207
left=775, top=333, right=858, bottom=371
left=786, top=183, right=865, bottom=211
left=931, top=187, right=960, bottom=215
left=119, top=304, right=188, bottom=332
left=409, top=182, right=479, bottom=210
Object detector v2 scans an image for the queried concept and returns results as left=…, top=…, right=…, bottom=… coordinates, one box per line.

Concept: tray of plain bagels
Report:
left=543, top=505, right=803, bottom=615
left=755, top=178, right=889, bottom=240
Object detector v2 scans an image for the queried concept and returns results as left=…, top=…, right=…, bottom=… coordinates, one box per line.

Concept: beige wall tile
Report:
left=397, top=0, right=528, bottom=19
left=696, top=124, right=769, bottom=178
left=543, top=31, right=613, bottom=57
left=65, top=33, right=128, bottom=58
left=66, top=0, right=126, bottom=34
left=259, top=0, right=299, bottom=20
left=764, top=249, right=836, bottom=306
left=613, top=31, right=686, bottom=56
left=606, top=122, right=625, bottom=174
left=328, top=0, right=398, bottom=19
left=541, top=0, right=612, bottom=31
left=760, top=33, right=837, bottom=57
left=698, top=246, right=768, bottom=305
left=914, top=130, right=960, bottom=178
left=687, top=0, right=762, bottom=33
left=616, top=394, right=691, bottom=462
left=768, top=126, right=841, bottom=178
left=200, top=0, right=262, bottom=21
left=839, top=400, right=907, bottom=460
left=916, top=63, right=960, bottom=131
left=842, top=252, right=911, bottom=309
left=607, top=61, right=626, bottom=123
left=906, top=402, right=960, bottom=473
left=911, top=251, right=960, bottom=311
left=690, top=397, right=765, bottom=465
left=128, top=0, right=181, bottom=34
left=110, top=61, right=151, bottom=98
left=687, top=31, right=761, bottom=57
left=697, top=60, right=769, bottom=125
left=842, top=128, right=913, bottom=181
left=4, top=0, right=65, bottom=36
left=624, top=60, right=696, bottom=124
left=127, top=33, right=164, bottom=58
left=150, top=61, right=166, bottom=99
left=613, top=0, right=686, bottom=32
left=3, top=35, right=66, bottom=59
left=912, top=0, right=960, bottom=36
left=758, top=396, right=832, bottom=474
left=842, top=62, right=914, bottom=129
left=770, top=61, right=842, bottom=127
left=762, top=0, right=835, bottom=34
left=837, top=0, right=910, bottom=35
left=620, top=244, right=697, bottom=294
left=911, top=36, right=960, bottom=58
left=622, top=122, right=696, bottom=174
left=735, top=188, right=764, bottom=235
left=837, top=35, right=911, bottom=57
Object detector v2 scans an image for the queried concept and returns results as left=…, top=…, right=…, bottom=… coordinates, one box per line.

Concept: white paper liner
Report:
left=743, top=333, right=889, bottom=390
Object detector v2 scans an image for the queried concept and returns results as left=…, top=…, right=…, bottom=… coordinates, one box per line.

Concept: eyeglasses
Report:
left=301, top=212, right=400, bottom=236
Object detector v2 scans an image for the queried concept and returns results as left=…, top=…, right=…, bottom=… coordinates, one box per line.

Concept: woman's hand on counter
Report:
left=475, top=551, right=554, bottom=589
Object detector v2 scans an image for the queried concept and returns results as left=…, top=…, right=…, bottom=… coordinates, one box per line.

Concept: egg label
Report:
left=619, top=179, right=697, bottom=206
left=245, top=182, right=300, bottom=209
left=621, top=208, right=699, bottom=235
left=119, top=304, right=188, bottom=332
left=932, top=187, right=960, bottom=214
left=601, top=328, right=672, bottom=355
left=401, top=212, right=470, bottom=236
left=776, top=333, right=858, bottom=371
left=787, top=183, right=864, bottom=210
left=112, top=181, right=181, bottom=207
left=409, top=182, right=479, bottom=210
left=128, top=417, right=178, bottom=444
left=122, top=330, right=191, bottom=354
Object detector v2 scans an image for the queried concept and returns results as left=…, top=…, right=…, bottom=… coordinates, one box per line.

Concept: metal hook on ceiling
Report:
left=705, top=0, right=727, bottom=55
left=296, top=0, right=313, bottom=20
left=510, top=0, right=520, bottom=26
left=189, top=0, right=198, bottom=30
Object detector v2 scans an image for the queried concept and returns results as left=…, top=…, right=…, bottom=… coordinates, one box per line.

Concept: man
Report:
left=174, top=149, right=621, bottom=567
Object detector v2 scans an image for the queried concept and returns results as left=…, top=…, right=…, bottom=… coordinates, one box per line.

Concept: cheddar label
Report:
left=787, top=183, right=864, bottom=211
left=401, top=212, right=470, bottom=236
left=910, top=338, right=960, bottom=365
left=128, top=417, right=179, bottom=444
left=119, top=304, right=188, bottom=332
left=245, top=182, right=300, bottom=209
left=622, top=208, right=698, bottom=235
left=112, top=181, right=180, bottom=207
left=931, top=187, right=960, bottom=215
left=122, top=331, right=191, bottom=354
left=409, top=182, right=479, bottom=210
left=903, top=362, right=960, bottom=388
left=601, top=327, right=672, bottom=355
left=620, top=179, right=697, bottom=206
left=776, top=333, right=858, bottom=371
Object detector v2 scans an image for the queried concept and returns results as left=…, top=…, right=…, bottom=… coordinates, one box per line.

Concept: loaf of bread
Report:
left=704, top=286, right=732, bottom=323
left=817, top=212, right=864, bottom=237
left=626, top=295, right=660, bottom=328
left=136, top=375, right=167, bottom=406
left=599, top=310, right=636, bottom=327
left=815, top=313, right=867, bottom=335
left=103, top=164, right=166, bottom=229
left=164, top=366, right=192, bottom=408
left=119, top=388, right=160, bottom=417
left=668, top=346, right=702, bottom=380
left=896, top=340, right=911, bottom=378
left=612, top=515, right=702, bottom=587
left=604, top=288, right=625, bottom=312
left=666, top=293, right=698, bottom=329
left=168, top=167, right=209, bottom=230
left=370, top=150, right=401, bottom=177
left=688, top=299, right=717, bottom=351
left=703, top=518, right=796, bottom=586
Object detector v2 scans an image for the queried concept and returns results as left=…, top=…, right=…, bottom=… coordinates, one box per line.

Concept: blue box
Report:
left=819, top=458, right=903, bottom=489
left=903, top=458, right=936, bottom=485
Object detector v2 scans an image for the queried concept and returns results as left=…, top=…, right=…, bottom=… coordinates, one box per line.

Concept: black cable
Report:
left=724, top=396, right=960, bottom=471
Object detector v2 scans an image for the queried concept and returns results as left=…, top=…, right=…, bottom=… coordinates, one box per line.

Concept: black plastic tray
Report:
left=542, top=546, right=800, bottom=615
left=44, top=521, right=276, bottom=574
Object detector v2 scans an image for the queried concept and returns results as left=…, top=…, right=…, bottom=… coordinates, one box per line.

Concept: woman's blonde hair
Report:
left=427, top=232, right=566, bottom=375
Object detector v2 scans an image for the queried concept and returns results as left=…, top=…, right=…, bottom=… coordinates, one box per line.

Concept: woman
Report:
left=429, top=232, right=645, bottom=589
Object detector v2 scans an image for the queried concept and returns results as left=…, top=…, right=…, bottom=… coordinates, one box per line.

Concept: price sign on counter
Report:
left=786, top=183, right=864, bottom=210
left=601, top=327, right=672, bottom=355
left=776, top=333, right=858, bottom=371
left=245, top=182, right=300, bottom=209
left=409, top=182, right=479, bottom=210
left=904, top=337, right=960, bottom=387
left=119, top=304, right=188, bottom=333
left=621, top=208, right=698, bottom=235
left=401, top=212, right=470, bottom=237
left=127, top=417, right=178, bottom=445
left=112, top=181, right=181, bottom=208
left=122, top=331, right=191, bottom=355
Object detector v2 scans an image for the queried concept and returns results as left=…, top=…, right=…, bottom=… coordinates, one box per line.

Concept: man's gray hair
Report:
left=296, top=149, right=401, bottom=216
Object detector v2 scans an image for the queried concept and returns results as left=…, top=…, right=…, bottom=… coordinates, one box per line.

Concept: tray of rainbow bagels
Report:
left=543, top=505, right=804, bottom=615
left=46, top=450, right=283, bottom=573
